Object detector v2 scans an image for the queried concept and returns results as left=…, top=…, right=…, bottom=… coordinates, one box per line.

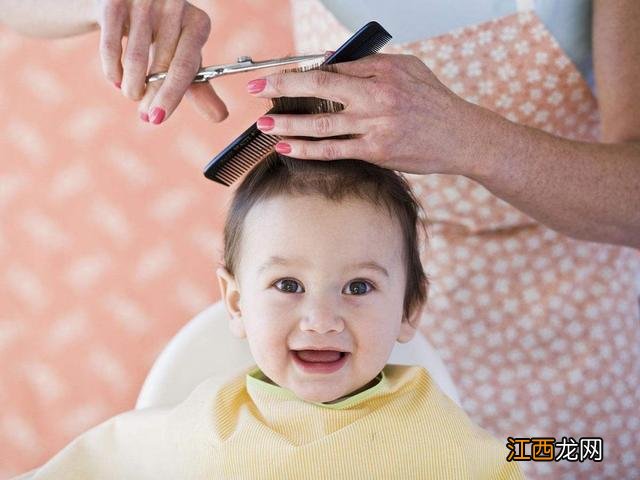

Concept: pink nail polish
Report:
left=150, top=107, right=165, bottom=125
left=256, top=116, right=274, bottom=131
left=140, top=111, right=149, bottom=122
left=275, top=142, right=291, bottom=154
left=247, top=79, right=267, bottom=94
left=114, top=81, right=121, bottom=89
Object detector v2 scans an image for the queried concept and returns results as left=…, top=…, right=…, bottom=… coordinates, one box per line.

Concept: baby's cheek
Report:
left=245, top=299, right=291, bottom=345
left=258, top=291, right=301, bottom=316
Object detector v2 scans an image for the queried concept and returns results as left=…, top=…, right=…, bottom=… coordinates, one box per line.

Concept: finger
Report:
left=247, top=70, right=367, bottom=106
left=328, top=53, right=397, bottom=77
left=138, top=2, right=184, bottom=121
left=121, top=3, right=153, bottom=100
left=98, top=1, right=126, bottom=87
left=333, top=53, right=432, bottom=81
left=256, top=112, right=363, bottom=138
left=274, top=138, right=366, bottom=161
left=185, top=83, right=229, bottom=122
left=148, top=6, right=222, bottom=123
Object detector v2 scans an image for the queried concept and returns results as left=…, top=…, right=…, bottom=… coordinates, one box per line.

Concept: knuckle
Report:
left=407, top=54, right=423, bottom=66
left=371, top=81, right=397, bottom=107
left=385, top=91, right=401, bottom=108
left=164, top=0, right=185, bottom=14
left=384, top=115, right=402, bottom=133
left=100, top=38, right=121, bottom=58
left=367, top=136, right=383, bottom=157
left=312, top=114, right=333, bottom=136
left=404, top=54, right=425, bottom=71
left=183, top=6, right=211, bottom=44
left=366, top=123, right=392, bottom=156
left=151, top=59, right=171, bottom=72
left=124, top=47, right=148, bottom=65
left=370, top=138, right=390, bottom=162
left=270, top=74, right=285, bottom=94
left=376, top=56, right=395, bottom=74
left=395, top=54, right=412, bottom=65
left=382, top=86, right=403, bottom=108
left=278, top=115, right=292, bottom=132
left=296, top=142, right=308, bottom=158
left=193, top=9, right=212, bottom=34
left=321, top=142, right=340, bottom=159
left=101, top=0, right=124, bottom=18
left=309, top=70, right=331, bottom=90
left=170, top=57, right=198, bottom=78
left=131, top=2, right=151, bottom=21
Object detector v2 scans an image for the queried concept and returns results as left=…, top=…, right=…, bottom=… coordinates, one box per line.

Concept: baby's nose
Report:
left=300, top=296, right=344, bottom=333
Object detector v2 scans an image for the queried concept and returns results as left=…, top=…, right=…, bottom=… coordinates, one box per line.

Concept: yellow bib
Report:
left=30, top=364, right=524, bottom=479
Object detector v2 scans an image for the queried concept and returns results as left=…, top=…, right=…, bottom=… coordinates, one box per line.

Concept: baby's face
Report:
left=217, top=194, right=421, bottom=404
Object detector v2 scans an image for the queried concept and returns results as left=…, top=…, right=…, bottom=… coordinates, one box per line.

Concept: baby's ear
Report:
left=396, top=302, right=425, bottom=343
left=216, top=267, right=246, bottom=339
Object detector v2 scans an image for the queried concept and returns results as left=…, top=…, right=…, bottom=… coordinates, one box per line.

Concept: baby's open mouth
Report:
left=292, top=350, right=347, bottom=363
left=291, top=349, right=350, bottom=374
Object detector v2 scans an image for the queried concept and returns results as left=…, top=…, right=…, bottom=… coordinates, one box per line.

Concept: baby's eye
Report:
left=273, top=278, right=304, bottom=293
left=343, top=280, right=374, bottom=296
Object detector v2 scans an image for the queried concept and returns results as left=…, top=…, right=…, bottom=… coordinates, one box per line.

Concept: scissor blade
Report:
left=194, top=54, right=326, bottom=82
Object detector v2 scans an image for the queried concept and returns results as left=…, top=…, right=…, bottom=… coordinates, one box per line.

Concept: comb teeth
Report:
left=204, top=21, right=392, bottom=186
left=203, top=124, right=281, bottom=186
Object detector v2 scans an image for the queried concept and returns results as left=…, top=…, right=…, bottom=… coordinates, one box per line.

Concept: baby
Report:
left=215, top=151, right=429, bottom=406
left=20, top=151, right=524, bottom=479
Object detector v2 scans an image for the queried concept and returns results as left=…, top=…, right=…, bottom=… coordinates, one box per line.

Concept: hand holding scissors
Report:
left=94, top=0, right=323, bottom=125
left=143, top=53, right=324, bottom=123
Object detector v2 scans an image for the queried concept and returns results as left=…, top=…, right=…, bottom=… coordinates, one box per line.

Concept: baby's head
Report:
left=216, top=152, right=428, bottom=404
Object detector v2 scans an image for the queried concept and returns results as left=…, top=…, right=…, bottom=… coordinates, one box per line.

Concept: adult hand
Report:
left=247, top=53, right=499, bottom=175
left=95, top=0, right=228, bottom=124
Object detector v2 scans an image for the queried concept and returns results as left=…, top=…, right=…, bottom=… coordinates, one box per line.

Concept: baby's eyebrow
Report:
left=257, top=255, right=303, bottom=275
left=257, top=256, right=389, bottom=278
left=349, top=261, right=389, bottom=278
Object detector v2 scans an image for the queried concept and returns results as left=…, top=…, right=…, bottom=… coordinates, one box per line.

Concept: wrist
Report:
left=456, top=103, right=523, bottom=183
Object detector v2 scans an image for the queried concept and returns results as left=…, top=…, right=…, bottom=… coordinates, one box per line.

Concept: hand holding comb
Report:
left=203, top=21, right=392, bottom=186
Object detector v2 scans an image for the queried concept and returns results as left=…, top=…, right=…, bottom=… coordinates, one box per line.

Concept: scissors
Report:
left=145, top=54, right=326, bottom=84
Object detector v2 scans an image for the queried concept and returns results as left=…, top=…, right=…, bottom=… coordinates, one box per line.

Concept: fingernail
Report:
left=150, top=107, right=165, bottom=125
left=140, top=111, right=149, bottom=122
left=275, top=142, right=291, bottom=154
left=256, top=116, right=274, bottom=131
left=247, top=78, right=266, bottom=94
left=114, top=81, right=121, bottom=89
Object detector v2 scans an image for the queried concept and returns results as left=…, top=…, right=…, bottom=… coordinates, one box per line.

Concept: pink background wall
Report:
left=0, top=1, right=293, bottom=476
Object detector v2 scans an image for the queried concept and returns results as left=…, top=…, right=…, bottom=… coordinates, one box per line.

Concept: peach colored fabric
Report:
left=0, top=2, right=294, bottom=477
left=290, top=1, right=640, bottom=479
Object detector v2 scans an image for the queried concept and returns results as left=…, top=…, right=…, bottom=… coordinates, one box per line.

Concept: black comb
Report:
left=203, top=21, right=392, bottom=186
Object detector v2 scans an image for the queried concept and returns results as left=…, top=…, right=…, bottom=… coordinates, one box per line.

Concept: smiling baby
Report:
left=216, top=152, right=428, bottom=407
left=21, top=117, right=524, bottom=480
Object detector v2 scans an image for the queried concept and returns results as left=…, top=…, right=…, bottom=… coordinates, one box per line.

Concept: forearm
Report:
left=1, top=0, right=98, bottom=37
left=466, top=107, right=640, bottom=249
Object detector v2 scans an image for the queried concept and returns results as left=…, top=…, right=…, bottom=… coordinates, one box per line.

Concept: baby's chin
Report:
left=288, top=384, right=350, bottom=404
left=294, top=378, right=383, bottom=404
